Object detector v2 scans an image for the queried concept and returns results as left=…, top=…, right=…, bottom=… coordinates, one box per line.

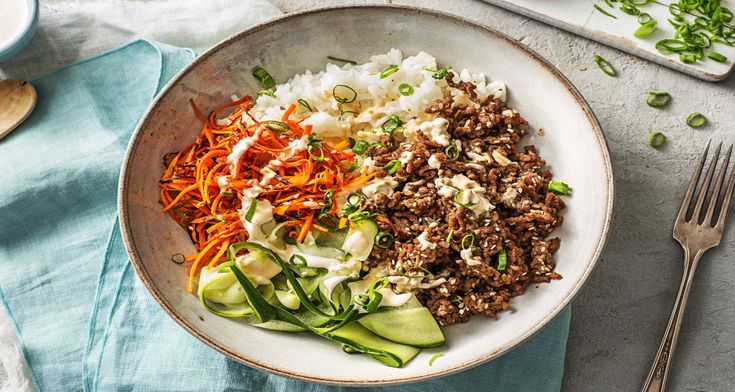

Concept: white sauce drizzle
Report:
left=428, top=154, right=441, bottom=169
left=434, top=174, right=495, bottom=216
left=417, top=231, right=437, bottom=250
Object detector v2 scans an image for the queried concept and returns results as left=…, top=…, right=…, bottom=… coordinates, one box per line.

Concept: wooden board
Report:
left=482, top=0, right=734, bottom=81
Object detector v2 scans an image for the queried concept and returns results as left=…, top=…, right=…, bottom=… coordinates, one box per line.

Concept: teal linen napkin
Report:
left=0, top=40, right=571, bottom=392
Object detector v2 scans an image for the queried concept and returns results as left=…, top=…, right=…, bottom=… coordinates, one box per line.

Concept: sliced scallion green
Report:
left=635, top=20, right=657, bottom=38
left=593, top=55, right=617, bottom=77
left=375, top=232, right=395, bottom=249
left=398, top=83, right=414, bottom=96
left=497, top=250, right=507, bottom=271
left=381, top=115, right=402, bottom=134
left=646, top=92, right=671, bottom=108
left=379, top=64, right=399, bottom=79
left=548, top=180, right=572, bottom=196
left=594, top=4, right=617, bottom=18
left=352, top=140, right=369, bottom=155
left=297, top=99, right=313, bottom=112
left=327, top=55, right=357, bottom=65
left=707, top=51, right=728, bottom=62
left=444, top=144, right=460, bottom=160
left=461, top=233, right=475, bottom=250
left=265, top=120, right=290, bottom=134
left=445, top=228, right=453, bottom=243
left=429, top=352, right=444, bottom=366
left=686, top=112, right=706, bottom=127
left=383, top=160, right=401, bottom=175
left=333, top=84, right=357, bottom=104
left=244, top=199, right=258, bottom=222
left=647, top=131, right=666, bottom=148
left=638, top=13, right=652, bottom=24
left=252, top=66, right=276, bottom=90
left=620, top=3, right=640, bottom=15
left=453, top=190, right=477, bottom=209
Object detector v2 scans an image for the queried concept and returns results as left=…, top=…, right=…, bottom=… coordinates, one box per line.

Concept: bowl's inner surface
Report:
left=121, top=6, right=612, bottom=384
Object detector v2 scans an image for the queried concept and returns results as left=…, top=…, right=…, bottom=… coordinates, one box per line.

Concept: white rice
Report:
left=251, top=48, right=506, bottom=142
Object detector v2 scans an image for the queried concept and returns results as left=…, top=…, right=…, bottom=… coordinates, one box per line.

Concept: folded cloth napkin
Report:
left=0, top=40, right=571, bottom=392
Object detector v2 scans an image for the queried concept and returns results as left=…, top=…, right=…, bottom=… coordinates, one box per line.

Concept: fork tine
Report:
left=691, top=142, right=722, bottom=223
left=678, top=140, right=711, bottom=222
left=716, top=145, right=735, bottom=230
left=705, top=144, right=732, bottom=226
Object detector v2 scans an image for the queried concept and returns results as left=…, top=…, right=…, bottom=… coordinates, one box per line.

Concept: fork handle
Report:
left=641, top=248, right=703, bottom=392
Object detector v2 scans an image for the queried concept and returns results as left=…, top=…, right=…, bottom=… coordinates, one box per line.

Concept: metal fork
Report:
left=641, top=141, right=735, bottom=392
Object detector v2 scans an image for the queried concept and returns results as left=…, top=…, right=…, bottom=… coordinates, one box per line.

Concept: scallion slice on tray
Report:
left=646, top=91, right=671, bottom=108
left=593, top=55, right=617, bottom=77
left=648, top=131, right=666, bottom=148
left=686, top=112, right=706, bottom=127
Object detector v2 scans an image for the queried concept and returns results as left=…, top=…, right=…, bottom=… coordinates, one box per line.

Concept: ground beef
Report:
left=364, top=85, right=564, bottom=326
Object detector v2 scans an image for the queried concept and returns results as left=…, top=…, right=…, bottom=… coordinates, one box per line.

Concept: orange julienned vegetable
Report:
left=159, top=97, right=367, bottom=293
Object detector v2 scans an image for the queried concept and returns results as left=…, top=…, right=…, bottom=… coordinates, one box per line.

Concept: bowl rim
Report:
left=118, top=4, right=614, bottom=386
left=0, top=0, right=39, bottom=55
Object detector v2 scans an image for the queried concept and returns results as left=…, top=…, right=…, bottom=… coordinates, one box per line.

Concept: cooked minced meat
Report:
left=363, top=79, right=564, bottom=326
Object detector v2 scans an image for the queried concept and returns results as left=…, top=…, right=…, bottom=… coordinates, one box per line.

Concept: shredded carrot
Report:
left=159, top=95, right=374, bottom=292
left=298, top=214, right=314, bottom=243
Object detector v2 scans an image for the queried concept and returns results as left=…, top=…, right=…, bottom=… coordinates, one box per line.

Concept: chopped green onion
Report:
left=333, top=84, right=357, bottom=104
left=461, top=233, right=475, bottom=250
left=244, top=199, right=258, bottom=222
left=421, top=65, right=452, bottom=79
left=346, top=160, right=358, bottom=172
left=707, top=51, right=728, bottom=62
left=379, top=64, right=399, bottom=79
left=620, top=3, right=640, bottom=15
left=444, top=144, right=460, bottom=160
left=346, top=192, right=363, bottom=208
left=647, top=131, right=666, bottom=148
left=453, top=190, right=477, bottom=209
left=323, top=189, right=334, bottom=209
left=383, top=159, right=401, bottom=175
left=635, top=20, right=657, bottom=38
left=679, top=53, right=697, bottom=64
left=381, top=115, right=402, bottom=134
left=638, top=13, right=652, bottom=24
left=445, top=229, right=453, bottom=243
left=257, top=89, right=277, bottom=98
left=686, top=112, right=706, bottom=127
left=352, top=140, right=369, bottom=155
left=429, top=352, right=444, bottom=366
left=308, top=143, right=324, bottom=161
left=593, top=55, right=617, bottom=77
left=297, top=99, right=314, bottom=112
left=646, top=91, right=671, bottom=108
left=327, top=55, right=357, bottom=65
left=289, top=254, right=308, bottom=268
left=347, top=210, right=372, bottom=222
left=594, top=4, right=617, bottom=18
left=548, top=180, right=572, bottom=196
left=497, top=250, right=507, bottom=271
left=251, top=66, right=276, bottom=90
left=375, top=232, right=395, bottom=249
left=398, top=83, right=414, bottom=96
left=655, top=39, right=688, bottom=54
left=170, top=253, right=185, bottom=265
left=266, top=120, right=290, bottom=134
left=629, top=0, right=650, bottom=6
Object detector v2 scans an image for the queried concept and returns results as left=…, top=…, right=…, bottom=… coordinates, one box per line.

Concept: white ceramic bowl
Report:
left=119, top=5, right=614, bottom=386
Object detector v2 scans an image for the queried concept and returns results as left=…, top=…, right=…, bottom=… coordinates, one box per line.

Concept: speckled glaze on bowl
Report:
left=118, top=5, right=614, bottom=386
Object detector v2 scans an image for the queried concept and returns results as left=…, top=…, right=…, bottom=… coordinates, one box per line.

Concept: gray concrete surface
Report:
left=265, top=1, right=735, bottom=391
